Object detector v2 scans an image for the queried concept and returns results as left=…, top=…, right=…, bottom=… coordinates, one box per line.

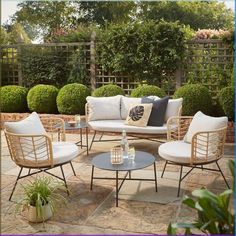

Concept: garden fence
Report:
left=1, top=39, right=233, bottom=95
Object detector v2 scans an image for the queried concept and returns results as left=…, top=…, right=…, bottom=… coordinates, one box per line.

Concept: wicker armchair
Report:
left=4, top=115, right=79, bottom=201
left=158, top=115, right=229, bottom=197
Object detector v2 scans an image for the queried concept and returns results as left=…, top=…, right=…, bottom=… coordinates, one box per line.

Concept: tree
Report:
left=138, top=1, right=234, bottom=30
left=7, top=23, right=31, bottom=44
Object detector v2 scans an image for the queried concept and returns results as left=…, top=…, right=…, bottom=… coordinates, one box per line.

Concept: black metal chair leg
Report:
left=60, top=165, right=69, bottom=195
left=161, top=161, right=168, bottom=178
left=9, top=167, right=23, bottom=201
left=70, top=161, right=76, bottom=176
left=177, top=166, right=183, bottom=197
left=28, top=168, right=31, bottom=175
left=89, top=131, right=97, bottom=150
left=216, top=161, right=230, bottom=189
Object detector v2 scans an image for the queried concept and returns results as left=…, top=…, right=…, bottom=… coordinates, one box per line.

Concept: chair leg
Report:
left=70, top=161, right=76, bottom=176
left=89, top=131, right=97, bottom=150
left=28, top=168, right=31, bottom=175
left=60, top=165, right=69, bottom=195
left=216, top=161, right=230, bottom=189
left=9, top=167, right=23, bottom=201
left=177, top=166, right=183, bottom=197
left=161, top=161, right=168, bottom=178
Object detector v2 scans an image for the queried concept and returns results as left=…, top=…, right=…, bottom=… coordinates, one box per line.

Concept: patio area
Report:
left=1, top=132, right=234, bottom=235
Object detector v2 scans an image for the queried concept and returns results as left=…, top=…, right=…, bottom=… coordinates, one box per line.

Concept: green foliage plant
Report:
left=56, top=83, right=90, bottom=115
left=168, top=160, right=235, bottom=235
left=92, top=84, right=125, bottom=97
left=131, top=85, right=166, bottom=98
left=16, top=176, right=66, bottom=222
left=27, top=85, right=58, bottom=113
left=218, top=86, right=234, bottom=121
left=173, top=84, right=212, bottom=115
left=1, top=85, right=28, bottom=112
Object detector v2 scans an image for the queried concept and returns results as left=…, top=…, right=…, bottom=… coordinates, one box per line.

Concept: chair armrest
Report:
left=167, top=116, right=193, bottom=141
left=190, top=127, right=227, bottom=164
left=40, top=117, right=65, bottom=141
left=4, top=131, right=54, bottom=167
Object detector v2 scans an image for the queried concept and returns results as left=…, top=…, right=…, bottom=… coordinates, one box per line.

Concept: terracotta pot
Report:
left=27, top=204, right=53, bottom=223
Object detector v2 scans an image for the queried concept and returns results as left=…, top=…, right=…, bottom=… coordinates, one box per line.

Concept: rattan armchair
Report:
left=4, top=116, right=79, bottom=201
left=158, top=116, right=229, bottom=197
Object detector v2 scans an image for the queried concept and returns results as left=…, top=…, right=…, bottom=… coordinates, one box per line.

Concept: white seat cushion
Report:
left=158, top=141, right=216, bottom=164
left=184, top=111, right=228, bottom=143
left=86, top=96, right=121, bottom=121
left=52, top=142, right=79, bottom=165
left=121, top=96, right=142, bottom=119
left=88, top=120, right=168, bottom=134
left=4, top=112, right=46, bottom=134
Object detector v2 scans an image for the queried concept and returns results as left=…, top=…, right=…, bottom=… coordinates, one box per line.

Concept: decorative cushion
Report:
left=184, top=111, right=228, bottom=143
left=158, top=141, right=216, bottom=164
left=4, top=112, right=46, bottom=134
left=86, top=95, right=121, bottom=121
left=120, top=96, right=142, bottom=119
left=142, top=96, right=169, bottom=126
left=125, top=104, right=153, bottom=127
left=164, top=98, right=183, bottom=122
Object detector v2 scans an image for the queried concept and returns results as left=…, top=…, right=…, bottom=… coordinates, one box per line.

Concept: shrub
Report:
left=57, top=83, right=90, bottom=115
left=218, top=86, right=234, bottom=120
left=92, top=84, right=125, bottom=97
left=173, top=84, right=212, bottom=115
left=131, top=85, right=166, bottom=98
left=1, top=85, right=28, bottom=112
left=27, top=85, right=58, bottom=113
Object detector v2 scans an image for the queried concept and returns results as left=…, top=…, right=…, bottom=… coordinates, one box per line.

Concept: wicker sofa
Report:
left=85, top=95, right=183, bottom=149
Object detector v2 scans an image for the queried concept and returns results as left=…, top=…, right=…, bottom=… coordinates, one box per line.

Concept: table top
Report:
left=64, top=121, right=88, bottom=130
left=92, top=151, right=155, bottom=171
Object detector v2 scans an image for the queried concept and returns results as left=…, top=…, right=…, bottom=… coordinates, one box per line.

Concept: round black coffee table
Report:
left=90, top=151, right=157, bottom=207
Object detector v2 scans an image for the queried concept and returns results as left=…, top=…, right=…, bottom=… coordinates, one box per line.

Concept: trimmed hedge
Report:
left=1, top=85, right=28, bottom=112
left=173, top=84, right=212, bottom=115
left=27, top=85, right=59, bottom=113
left=57, top=83, right=90, bottom=115
left=92, top=84, right=125, bottom=97
left=218, top=86, right=234, bottom=120
left=131, top=85, right=166, bottom=98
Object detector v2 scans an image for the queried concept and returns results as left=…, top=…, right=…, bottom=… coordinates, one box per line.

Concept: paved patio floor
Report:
left=1, top=132, right=234, bottom=235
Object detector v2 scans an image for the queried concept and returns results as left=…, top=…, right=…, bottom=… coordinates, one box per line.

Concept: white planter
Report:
left=27, top=204, right=53, bottom=223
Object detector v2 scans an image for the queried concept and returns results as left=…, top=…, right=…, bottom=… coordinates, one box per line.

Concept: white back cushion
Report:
left=165, top=98, right=183, bottom=122
left=184, top=111, right=228, bottom=143
left=86, top=95, right=121, bottom=121
left=4, top=112, right=46, bottom=134
left=121, top=96, right=142, bottom=120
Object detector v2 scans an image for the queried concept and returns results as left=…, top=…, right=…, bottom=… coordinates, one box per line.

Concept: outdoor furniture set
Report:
left=3, top=95, right=230, bottom=206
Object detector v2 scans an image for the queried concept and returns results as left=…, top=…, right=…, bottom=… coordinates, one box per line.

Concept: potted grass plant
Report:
left=16, top=176, right=66, bottom=223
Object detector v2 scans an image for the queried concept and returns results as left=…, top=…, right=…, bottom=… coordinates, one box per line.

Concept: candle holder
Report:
left=110, top=147, right=123, bottom=165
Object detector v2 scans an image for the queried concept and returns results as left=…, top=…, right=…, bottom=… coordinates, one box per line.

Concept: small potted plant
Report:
left=16, top=176, right=66, bottom=223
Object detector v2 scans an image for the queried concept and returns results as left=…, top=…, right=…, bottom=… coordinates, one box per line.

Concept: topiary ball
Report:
left=1, top=85, right=28, bottom=112
left=57, top=83, right=90, bottom=115
left=27, top=84, right=59, bottom=113
left=92, top=84, right=125, bottom=97
left=173, top=84, right=212, bottom=115
left=218, top=86, right=234, bottom=120
left=130, top=85, right=166, bottom=98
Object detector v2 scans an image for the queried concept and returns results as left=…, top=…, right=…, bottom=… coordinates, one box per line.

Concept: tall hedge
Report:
left=57, top=83, right=90, bottom=115
left=1, top=85, right=28, bottom=112
left=97, top=20, right=187, bottom=84
left=174, top=84, right=212, bottom=115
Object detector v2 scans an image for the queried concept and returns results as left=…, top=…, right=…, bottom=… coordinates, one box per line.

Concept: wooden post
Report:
left=90, top=31, right=96, bottom=91
left=17, top=45, right=23, bottom=86
left=175, top=69, right=182, bottom=89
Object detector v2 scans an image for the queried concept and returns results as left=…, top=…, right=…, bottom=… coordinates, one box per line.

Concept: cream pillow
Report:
left=164, top=98, right=183, bottom=122
left=4, top=112, right=46, bottom=134
left=184, top=111, right=228, bottom=143
left=125, top=104, right=153, bottom=127
left=121, top=96, right=142, bottom=119
left=86, top=95, right=121, bottom=121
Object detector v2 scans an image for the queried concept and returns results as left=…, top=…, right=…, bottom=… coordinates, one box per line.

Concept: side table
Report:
left=64, top=121, right=89, bottom=155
